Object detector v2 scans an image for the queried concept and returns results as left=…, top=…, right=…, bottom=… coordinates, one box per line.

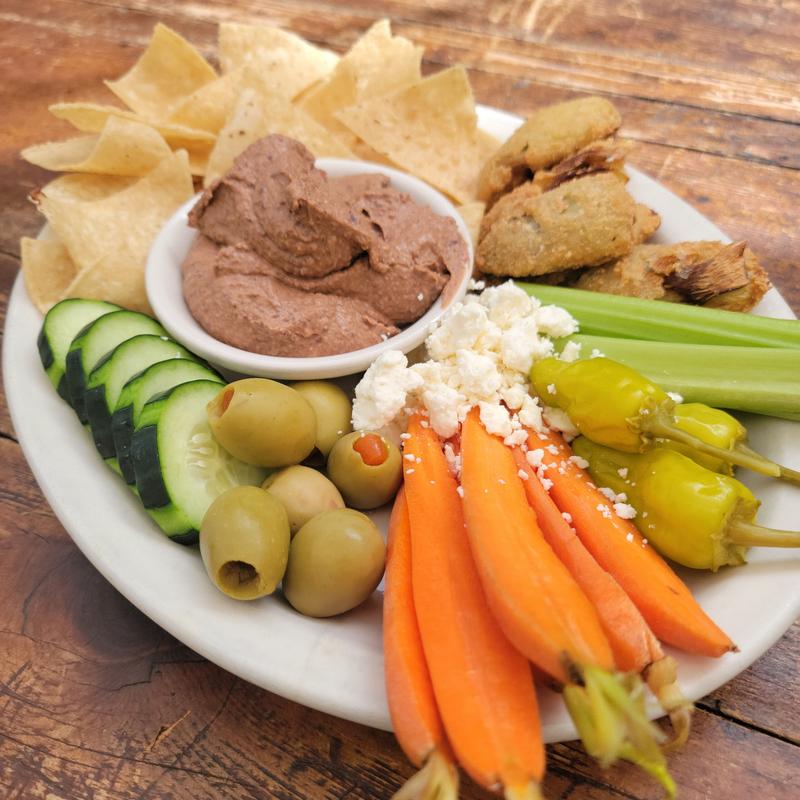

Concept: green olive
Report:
left=283, top=509, right=386, bottom=617
left=262, top=465, right=345, bottom=535
left=207, top=378, right=316, bottom=467
left=200, top=486, right=290, bottom=600
left=326, top=431, right=403, bottom=509
left=290, top=381, right=353, bottom=458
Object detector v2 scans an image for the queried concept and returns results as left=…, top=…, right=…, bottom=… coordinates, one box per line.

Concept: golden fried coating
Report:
left=632, top=203, right=661, bottom=243
left=574, top=240, right=770, bottom=311
left=477, top=97, right=621, bottom=205
left=476, top=172, right=636, bottom=278
left=532, top=137, right=631, bottom=192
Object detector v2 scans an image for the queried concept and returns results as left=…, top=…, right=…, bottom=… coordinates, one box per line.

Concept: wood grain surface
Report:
left=1, top=1, right=798, bottom=798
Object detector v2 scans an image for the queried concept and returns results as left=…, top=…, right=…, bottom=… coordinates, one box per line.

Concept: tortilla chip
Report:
left=35, top=150, right=194, bottom=312
left=457, top=201, right=485, bottom=250
left=218, top=22, right=338, bottom=99
left=21, top=116, right=172, bottom=176
left=105, top=23, right=217, bottom=119
left=298, top=19, right=423, bottom=147
left=204, top=87, right=354, bottom=185
left=335, top=66, right=481, bottom=203
left=20, top=237, right=79, bottom=312
left=166, top=68, right=244, bottom=134
left=49, top=102, right=216, bottom=176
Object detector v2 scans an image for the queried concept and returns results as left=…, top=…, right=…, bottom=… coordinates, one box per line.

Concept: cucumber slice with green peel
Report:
left=131, top=380, right=267, bottom=543
left=113, top=358, right=223, bottom=484
left=65, top=310, right=167, bottom=423
left=85, top=335, right=199, bottom=459
left=37, top=298, right=120, bottom=401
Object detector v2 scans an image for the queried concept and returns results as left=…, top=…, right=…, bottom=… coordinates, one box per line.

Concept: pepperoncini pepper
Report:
left=571, top=437, right=800, bottom=571
left=531, top=357, right=800, bottom=485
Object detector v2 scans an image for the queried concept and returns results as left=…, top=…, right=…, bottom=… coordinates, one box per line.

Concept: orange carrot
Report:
left=527, top=425, right=735, bottom=658
left=511, top=447, right=693, bottom=748
left=511, top=446, right=662, bottom=675
left=460, top=409, right=614, bottom=684
left=384, top=488, right=458, bottom=799
left=459, top=411, right=677, bottom=795
left=404, top=415, right=545, bottom=799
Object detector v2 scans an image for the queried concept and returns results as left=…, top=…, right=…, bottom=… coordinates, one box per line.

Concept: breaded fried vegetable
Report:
left=632, top=203, right=662, bottom=243
left=574, top=240, right=770, bottom=311
left=531, top=137, right=631, bottom=192
left=476, top=173, right=636, bottom=278
left=478, top=96, right=621, bottom=205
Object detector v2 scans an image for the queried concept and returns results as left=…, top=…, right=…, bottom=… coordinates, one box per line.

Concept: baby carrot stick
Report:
left=384, top=488, right=458, bottom=800
left=460, top=411, right=614, bottom=683
left=404, top=415, right=545, bottom=800
left=527, top=425, right=735, bottom=658
left=511, top=448, right=692, bottom=748
left=460, top=410, right=675, bottom=796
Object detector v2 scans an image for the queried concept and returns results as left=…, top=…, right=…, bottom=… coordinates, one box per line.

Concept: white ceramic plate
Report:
left=146, top=158, right=473, bottom=380
left=4, top=106, right=800, bottom=742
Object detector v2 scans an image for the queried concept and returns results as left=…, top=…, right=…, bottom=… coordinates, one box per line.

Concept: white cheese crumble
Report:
left=559, top=340, right=582, bottom=363
left=667, top=392, right=684, bottom=403
left=351, top=281, right=578, bottom=440
left=614, top=502, right=637, bottom=520
left=569, top=455, right=589, bottom=470
left=526, top=448, right=545, bottom=468
left=617, top=467, right=629, bottom=479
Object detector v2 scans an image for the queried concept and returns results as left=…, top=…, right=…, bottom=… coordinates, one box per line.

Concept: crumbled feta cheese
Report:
left=590, top=348, right=604, bottom=359
left=667, top=392, right=684, bottom=403
left=569, top=455, right=589, bottom=470
left=404, top=453, right=415, bottom=461
left=534, top=304, right=578, bottom=338
left=352, top=351, right=424, bottom=432
left=468, top=278, right=486, bottom=292
left=559, top=340, right=582, bottom=363
left=443, top=443, right=462, bottom=478
left=542, top=406, right=580, bottom=439
left=526, top=448, right=545, bottom=468
left=352, top=280, right=579, bottom=440
left=614, top=502, right=637, bottom=520
left=518, top=469, right=529, bottom=480
left=518, top=395, right=544, bottom=431
left=596, top=503, right=613, bottom=519
left=479, top=402, right=513, bottom=439
left=546, top=444, right=560, bottom=456
left=561, top=512, right=573, bottom=524
left=617, top=467, right=628, bottom=479
left=456, top=485, right=465, bottom=497
left=539, top=476, right=553, bottom=491
left=626, top=532, right=635, bottom=543
left=503, top=428, right=528, bottom=447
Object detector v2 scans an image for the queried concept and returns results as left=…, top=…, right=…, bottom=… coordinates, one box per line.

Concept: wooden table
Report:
left=1, top=2, right=798, bottom=797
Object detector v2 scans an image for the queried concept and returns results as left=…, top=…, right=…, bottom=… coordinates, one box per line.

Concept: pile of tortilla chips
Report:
left=21, top=19, right=493, bottom=313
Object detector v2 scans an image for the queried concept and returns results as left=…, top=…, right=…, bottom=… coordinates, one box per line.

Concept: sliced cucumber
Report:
left=85, top=334, right=200, bottom=461
left=131, top=380, right=267, bottom=543
left=37, top=298, right=120, bottom=401
left=113, top=358, right=223, bottom=484
left=65, top=310, right=166, bottom=423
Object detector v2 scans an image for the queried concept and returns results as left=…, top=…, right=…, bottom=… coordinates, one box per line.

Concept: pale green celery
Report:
left=519, top=284, right=800, bottom=349
left=559, top=335, right=800, bottom=421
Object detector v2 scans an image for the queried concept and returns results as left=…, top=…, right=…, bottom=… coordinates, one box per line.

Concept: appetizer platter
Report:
left=5, top=18, right=800, bottom=799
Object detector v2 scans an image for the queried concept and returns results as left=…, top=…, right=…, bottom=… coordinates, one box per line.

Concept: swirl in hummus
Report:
left=181, top=135, right=468, bottom=357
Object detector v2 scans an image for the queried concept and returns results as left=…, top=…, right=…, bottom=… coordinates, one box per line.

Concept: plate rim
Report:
left=4, top=103, right=800, bottom=742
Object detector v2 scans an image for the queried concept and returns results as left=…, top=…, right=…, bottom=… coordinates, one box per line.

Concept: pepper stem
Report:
left=735, top=443, right=800, bottom=485
left=392, top=749, right=459, bottom=800
left=563, top=666, right=676, bottom=798
left=727, top=520, right=800, bottom=548
left=644, top=656, right=693, bottom=751
left=645, top=416, right=783, bottom=479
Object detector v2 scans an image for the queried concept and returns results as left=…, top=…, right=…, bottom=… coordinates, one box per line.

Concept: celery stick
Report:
left=561, top=335, right=800, bottom=420
left=519, top=284, right=800, bottom=349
